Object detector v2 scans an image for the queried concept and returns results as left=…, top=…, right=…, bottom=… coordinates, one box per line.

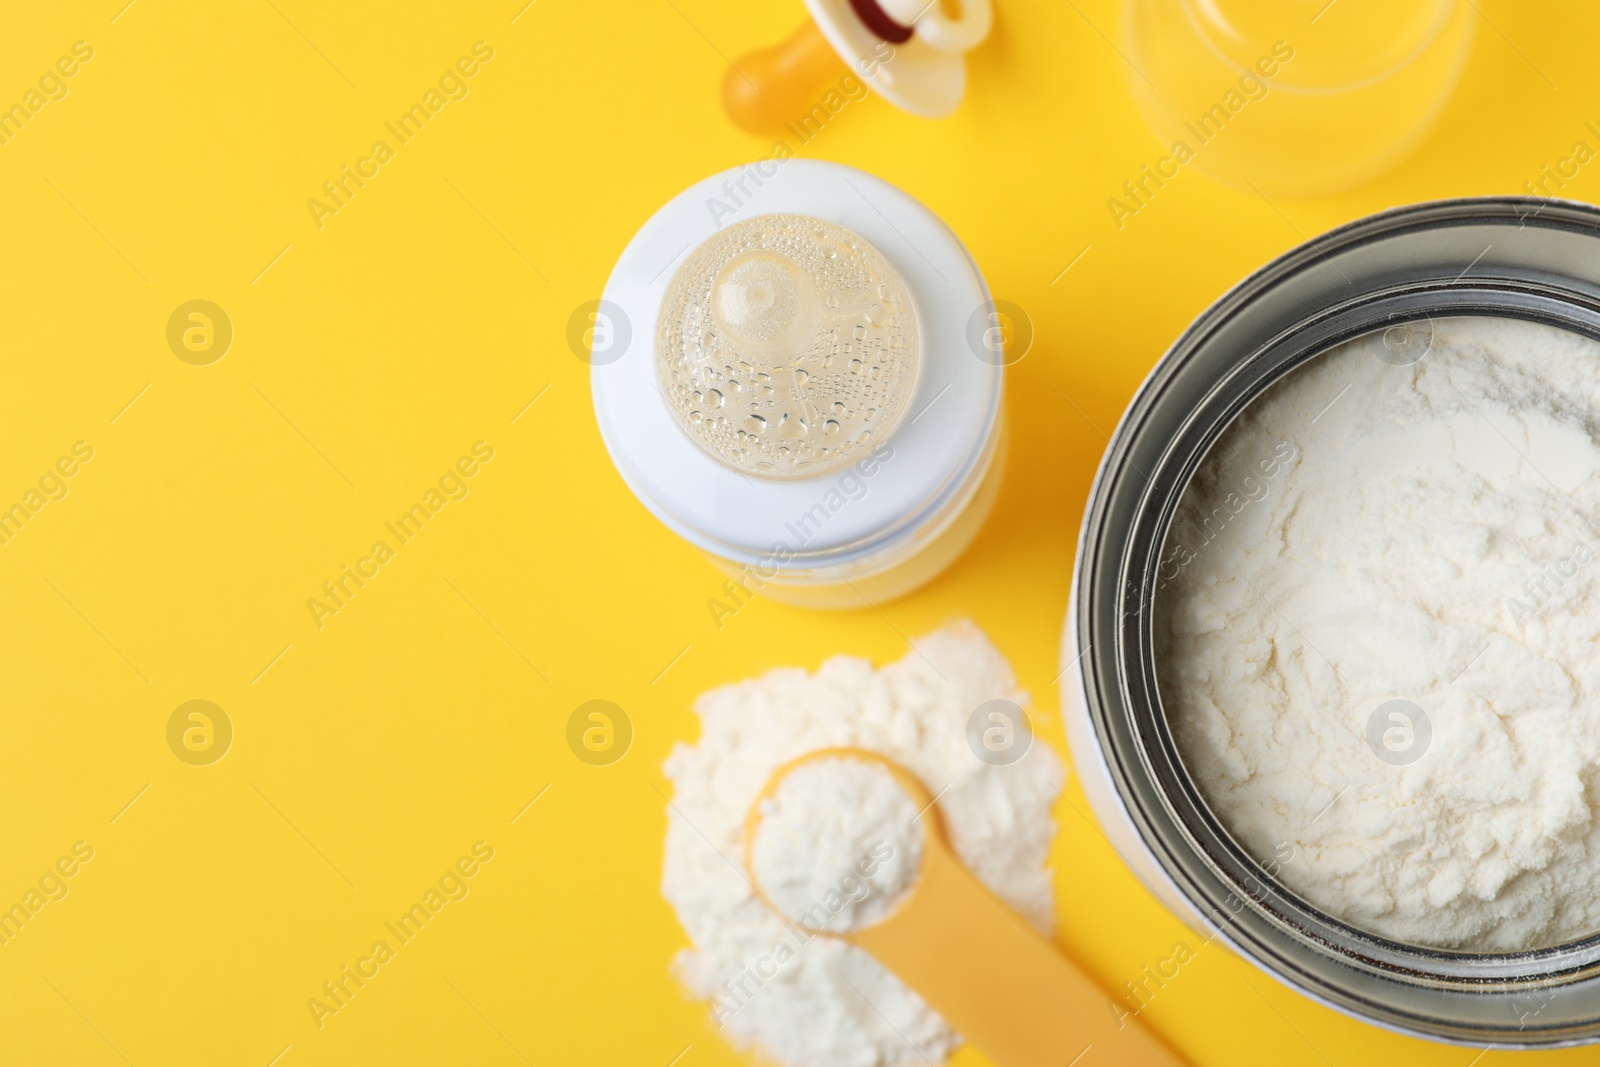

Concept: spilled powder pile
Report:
left=1157, top=316, right=1600, bottom=951
left=661, top=623, right=1063, bottom=1067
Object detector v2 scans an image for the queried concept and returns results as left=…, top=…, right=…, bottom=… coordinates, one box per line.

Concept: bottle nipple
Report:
left=711, top=250, right=817, bottom=356
left=657, top=213, right=921, bottom=479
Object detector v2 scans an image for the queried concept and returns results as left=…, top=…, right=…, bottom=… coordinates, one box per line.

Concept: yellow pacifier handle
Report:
left=722, top=20, right=847, bottom=135
left=747, top=748, right=1190, bottom=1067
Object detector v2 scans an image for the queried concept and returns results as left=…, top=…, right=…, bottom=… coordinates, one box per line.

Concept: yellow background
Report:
left=0, top=0, right=1595, bottom=1064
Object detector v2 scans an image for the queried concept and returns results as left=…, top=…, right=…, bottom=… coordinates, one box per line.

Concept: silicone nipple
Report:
left=712, top=251, right=817, bottom=356
left=657, top=213, right=921, bottom=479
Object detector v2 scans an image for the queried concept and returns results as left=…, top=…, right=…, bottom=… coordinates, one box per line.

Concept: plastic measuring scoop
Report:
left=722, top=0, right=993, bottom=134
left=746, top=748, right=1189, bottom=1067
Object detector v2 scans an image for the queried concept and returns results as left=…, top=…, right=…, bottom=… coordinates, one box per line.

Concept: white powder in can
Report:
left=661, top=622, right=1063, bottom=1067
left=1157, top=315, right=1600, bottom=951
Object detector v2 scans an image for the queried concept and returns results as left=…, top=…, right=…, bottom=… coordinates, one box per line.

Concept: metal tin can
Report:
left=1063, top=197, right=1600, bottom=1046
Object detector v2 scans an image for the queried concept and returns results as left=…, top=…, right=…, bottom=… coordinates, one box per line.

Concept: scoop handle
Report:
left=849, top=834, right=1188, bottom=1067
left=721, top=20, right=847, bottom=135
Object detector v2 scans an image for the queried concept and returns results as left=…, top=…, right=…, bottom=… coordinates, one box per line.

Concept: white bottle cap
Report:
left=592, top=160, right=1001, bottom=569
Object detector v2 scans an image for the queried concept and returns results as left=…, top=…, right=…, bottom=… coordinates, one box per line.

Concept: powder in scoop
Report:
left=750, top=756, right=923, bottom=934
left=1157, top=316, right=1600, bottom=951
left=661, top=622, right=1063, bottom=1067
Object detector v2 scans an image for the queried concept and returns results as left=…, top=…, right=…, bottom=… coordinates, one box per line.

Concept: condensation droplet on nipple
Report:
left=656, top=213, right=922, bottom=479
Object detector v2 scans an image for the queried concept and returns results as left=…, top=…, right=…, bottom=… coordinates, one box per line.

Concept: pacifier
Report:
left=723, top=0, right=994, bottom=134
left=873, top=0, right=993, bottom=51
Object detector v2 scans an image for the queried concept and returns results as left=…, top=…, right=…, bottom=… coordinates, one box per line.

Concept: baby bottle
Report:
left=590, top=160, right=1006, bottom=609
